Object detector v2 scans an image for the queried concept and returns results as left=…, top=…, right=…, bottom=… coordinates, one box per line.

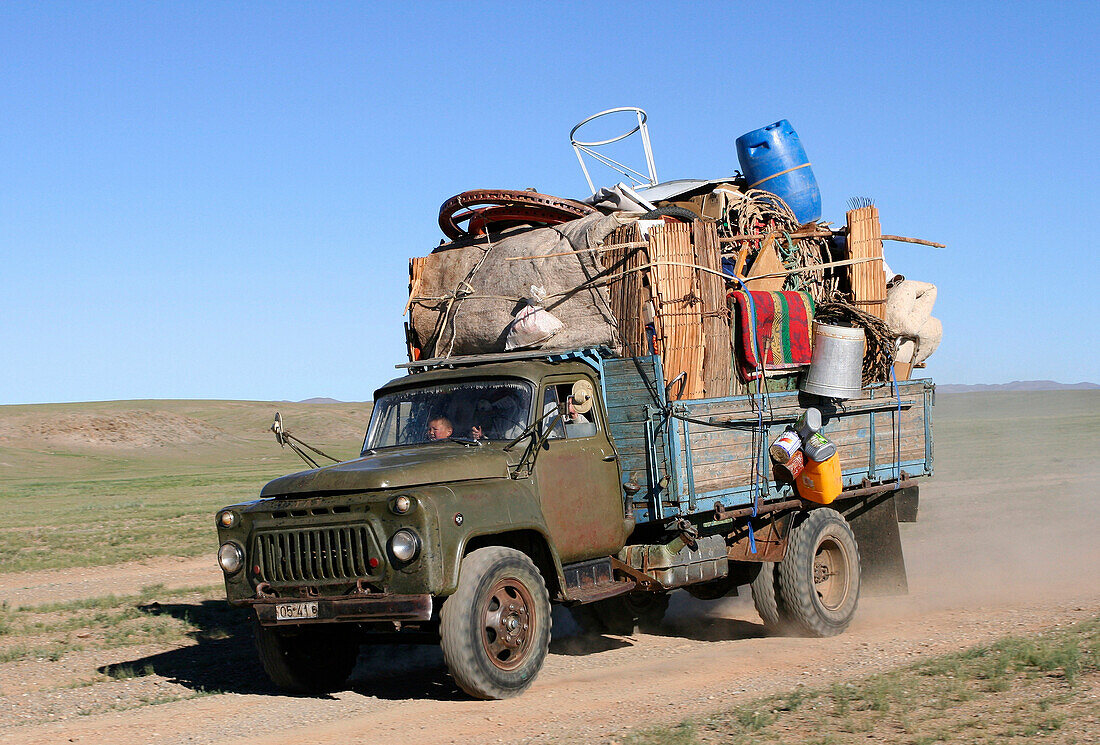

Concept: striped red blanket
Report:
left=729, top=290, right=816, bottom=381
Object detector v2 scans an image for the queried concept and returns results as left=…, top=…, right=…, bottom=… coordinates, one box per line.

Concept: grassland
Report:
left=0, top=399, right=370, bottom=572
left=0, top=391, right=1096, bottom=741
left=618, top=616, right=1099, bottom=745
left=0, top=583, right=243, bottom=667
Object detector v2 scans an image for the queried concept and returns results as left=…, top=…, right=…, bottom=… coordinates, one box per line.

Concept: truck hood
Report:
left=260, top=444, right=512, bottom=497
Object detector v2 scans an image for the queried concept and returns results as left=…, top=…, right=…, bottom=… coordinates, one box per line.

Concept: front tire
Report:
left=776, top=508, right=860, bottom=637
left=253, top=621, right=360, bottom=694
left=440, top=547, right=551, bottom=699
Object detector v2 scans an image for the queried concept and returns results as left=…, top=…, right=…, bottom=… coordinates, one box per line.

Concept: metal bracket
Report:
left=609, top=556, right=663, bottom=592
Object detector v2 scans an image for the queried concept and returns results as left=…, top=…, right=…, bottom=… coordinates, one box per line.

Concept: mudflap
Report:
left=835, top=486, right=918, bottom=597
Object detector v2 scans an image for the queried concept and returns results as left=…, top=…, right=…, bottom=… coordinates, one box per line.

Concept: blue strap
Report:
left=731, top=277, right=765, bottom=555
left=890, top=363, right=902, bottom=485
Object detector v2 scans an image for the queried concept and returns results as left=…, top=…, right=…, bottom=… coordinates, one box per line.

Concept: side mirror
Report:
left=271, top=412, right=288, bottom=446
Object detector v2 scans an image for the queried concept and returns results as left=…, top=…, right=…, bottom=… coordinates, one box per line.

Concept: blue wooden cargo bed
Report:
left=600, top=355, right=934, bottom=526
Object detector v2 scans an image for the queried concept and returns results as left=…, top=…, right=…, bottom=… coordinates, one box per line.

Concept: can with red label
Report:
left=769, top=429, right=802, bottom=464
left=774, top=448, right=805, bottom=481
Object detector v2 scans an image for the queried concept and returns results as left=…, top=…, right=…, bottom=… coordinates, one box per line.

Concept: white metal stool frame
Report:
left=570, top=107, right=658, bottom=194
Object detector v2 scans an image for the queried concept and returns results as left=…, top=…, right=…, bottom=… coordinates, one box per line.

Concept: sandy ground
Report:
left=0, top=557, right=220, bottom=607
left=2, top=391, right=1098, bottom=744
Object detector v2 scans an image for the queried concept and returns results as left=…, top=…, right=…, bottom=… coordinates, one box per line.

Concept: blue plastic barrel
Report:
left=735, top=120, right=821, bottom=224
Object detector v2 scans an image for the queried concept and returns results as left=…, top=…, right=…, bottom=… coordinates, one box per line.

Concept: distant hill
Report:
left=0, top=399, right=372, bottom=457
left=297, top=397, right=344, bottom=404
left=938, top=381, right=1099, bottom=393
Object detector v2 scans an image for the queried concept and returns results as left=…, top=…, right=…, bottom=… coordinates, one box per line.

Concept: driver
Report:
left=427, top=416, right=454, bottom=441
left=566, top=395, right=589, bottom=424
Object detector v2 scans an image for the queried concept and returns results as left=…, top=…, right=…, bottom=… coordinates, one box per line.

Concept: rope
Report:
left=813, top=300, right=897, bottom=385
left=441, top=235, right=496, bottom=358
left=728, top=275, right=775, bottom=554
left=747, top=162, right=812, bottom=189
left=890, top=362, right=902, bottom=486
left=710, top=188, right=838, bottom=302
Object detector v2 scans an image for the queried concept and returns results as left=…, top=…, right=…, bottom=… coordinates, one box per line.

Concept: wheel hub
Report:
left=813, top=537, right=851, bottom=611
left=481, top=578, right=535, bottom=670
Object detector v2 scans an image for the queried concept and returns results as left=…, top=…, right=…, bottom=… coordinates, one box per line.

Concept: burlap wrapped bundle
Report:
left=410, top=212, right=628, bottom=358
left=886, top=279, right=942, bottom=365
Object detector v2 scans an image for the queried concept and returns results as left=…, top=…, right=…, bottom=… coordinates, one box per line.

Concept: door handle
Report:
left=602, top=454, right=617, bottom=462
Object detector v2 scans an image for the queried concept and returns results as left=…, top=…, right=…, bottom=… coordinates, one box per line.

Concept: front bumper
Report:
left=242, top=593, right=433, bottom=626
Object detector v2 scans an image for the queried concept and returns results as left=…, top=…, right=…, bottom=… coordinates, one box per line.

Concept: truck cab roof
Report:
left=376, top=346, right=614, bottom=397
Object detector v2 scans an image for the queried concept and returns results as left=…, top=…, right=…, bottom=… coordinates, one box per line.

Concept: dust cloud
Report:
left=578, top=391, right=1100, bottom=636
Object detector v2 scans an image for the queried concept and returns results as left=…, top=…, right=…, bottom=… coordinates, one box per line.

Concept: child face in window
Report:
left=427, top=417, right=453, bottom=440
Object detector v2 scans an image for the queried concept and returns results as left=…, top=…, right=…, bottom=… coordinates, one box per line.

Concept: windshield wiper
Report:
left=506, top=408, right=564, bottom=478
left=503, top=406, right=561, bottom=452
left=503, top=421, right=540, bottom=452
left=445, top=436, right=484, bottom=447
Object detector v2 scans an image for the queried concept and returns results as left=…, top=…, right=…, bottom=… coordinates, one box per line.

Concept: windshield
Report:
left=363, top=379, right=534, bottom=452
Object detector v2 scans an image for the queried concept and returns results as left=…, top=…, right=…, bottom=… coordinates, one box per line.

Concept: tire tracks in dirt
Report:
left=2, top=594, right=1097, bottom=745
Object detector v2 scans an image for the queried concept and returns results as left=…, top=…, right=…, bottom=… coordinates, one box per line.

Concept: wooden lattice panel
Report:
left=847, top=206, right=886, bottom=320
left=648, top=222, right=704, bottom=400
left=693, top=220, right=732, bottom=398
left=601, top=222, right=647, bottom=356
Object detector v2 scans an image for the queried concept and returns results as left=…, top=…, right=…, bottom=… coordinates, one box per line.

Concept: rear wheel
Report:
left=569, top=592, right=669, bottom=635
left=440, top=547, right=551, bottom=699
left=253, top=621, right=360, bottom=694
left=750, top=561, right=785, bottom=632
left=685, top=572, right=741, bottom=601
left=776, top=508, right=860, bottom=637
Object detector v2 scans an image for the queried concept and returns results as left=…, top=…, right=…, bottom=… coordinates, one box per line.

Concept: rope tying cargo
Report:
left=813, top=300, right=897, bottom=385
left=710, top=189, right=838, bottom=302
left=747, top=162, right=813, bottom=190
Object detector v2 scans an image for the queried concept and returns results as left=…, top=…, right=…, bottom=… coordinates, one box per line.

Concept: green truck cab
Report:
left=215, top=347, right=933, bottom=699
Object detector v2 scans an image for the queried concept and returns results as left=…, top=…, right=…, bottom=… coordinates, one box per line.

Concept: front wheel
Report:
left=440, top=547, right=552, bottom=699
left=253, top=621, right=360, bottom=694
left=776, top=508, right=861, bottom=637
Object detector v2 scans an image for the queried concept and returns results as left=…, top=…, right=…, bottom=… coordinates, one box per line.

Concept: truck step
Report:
left=562, top=557, right=637, bottom=603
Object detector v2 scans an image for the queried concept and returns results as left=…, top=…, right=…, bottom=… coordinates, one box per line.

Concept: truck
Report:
left=214, top=345, right=933, bottom=699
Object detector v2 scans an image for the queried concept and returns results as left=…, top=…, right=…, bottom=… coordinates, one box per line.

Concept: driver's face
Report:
left=428, top=420, right=453, bottom=440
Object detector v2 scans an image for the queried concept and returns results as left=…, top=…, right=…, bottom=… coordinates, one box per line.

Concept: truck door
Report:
left=533, top=378, right=627, bottom=563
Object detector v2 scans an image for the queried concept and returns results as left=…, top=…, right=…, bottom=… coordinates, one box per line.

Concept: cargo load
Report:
left=215, top=108, right=944, bottom=703
left=406, top=110, right=944, bottom=401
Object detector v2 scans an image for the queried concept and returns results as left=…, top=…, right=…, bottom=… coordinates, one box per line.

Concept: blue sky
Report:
left=2, top=1, right=1097, bottom=404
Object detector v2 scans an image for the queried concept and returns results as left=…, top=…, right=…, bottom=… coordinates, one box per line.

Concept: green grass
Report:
left=0, top=584, right=240, bottom=663
left=0, top=399, right=370, bottom=572
left=615, top=616, right=1100, bottom=745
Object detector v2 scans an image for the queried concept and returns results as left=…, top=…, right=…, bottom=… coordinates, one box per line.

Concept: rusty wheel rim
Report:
left=480, top=578, right=535, bottom=671
left=812, top=537, right=851, bottom=611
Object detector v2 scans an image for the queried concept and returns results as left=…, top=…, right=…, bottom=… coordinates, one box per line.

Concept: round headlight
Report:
left=218, top=542, right=244, bottom=574
left=391, top=495, right=413, bottom=515
left=389, top=529, right=420, bottom=563
left=217, top=510, right=238, bottom=529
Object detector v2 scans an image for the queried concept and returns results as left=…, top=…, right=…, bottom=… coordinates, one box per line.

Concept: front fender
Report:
left=432, top=478, right=558, bottom=596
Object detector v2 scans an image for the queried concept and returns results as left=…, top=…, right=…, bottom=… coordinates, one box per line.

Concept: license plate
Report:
left=275, top=601, right=319, bottom=621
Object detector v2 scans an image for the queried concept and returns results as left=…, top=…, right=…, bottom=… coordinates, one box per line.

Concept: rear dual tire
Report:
left=751, top=508, right=861, bottom=637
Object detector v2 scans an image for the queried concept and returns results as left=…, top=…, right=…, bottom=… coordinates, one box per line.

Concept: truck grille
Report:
left=253, top=527, right=376, bottom=584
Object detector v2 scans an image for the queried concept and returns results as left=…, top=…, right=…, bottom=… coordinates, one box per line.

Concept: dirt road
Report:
left=2, top=391, right=1098, bottom=744
left=0, top=557, right=219, bottom=607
